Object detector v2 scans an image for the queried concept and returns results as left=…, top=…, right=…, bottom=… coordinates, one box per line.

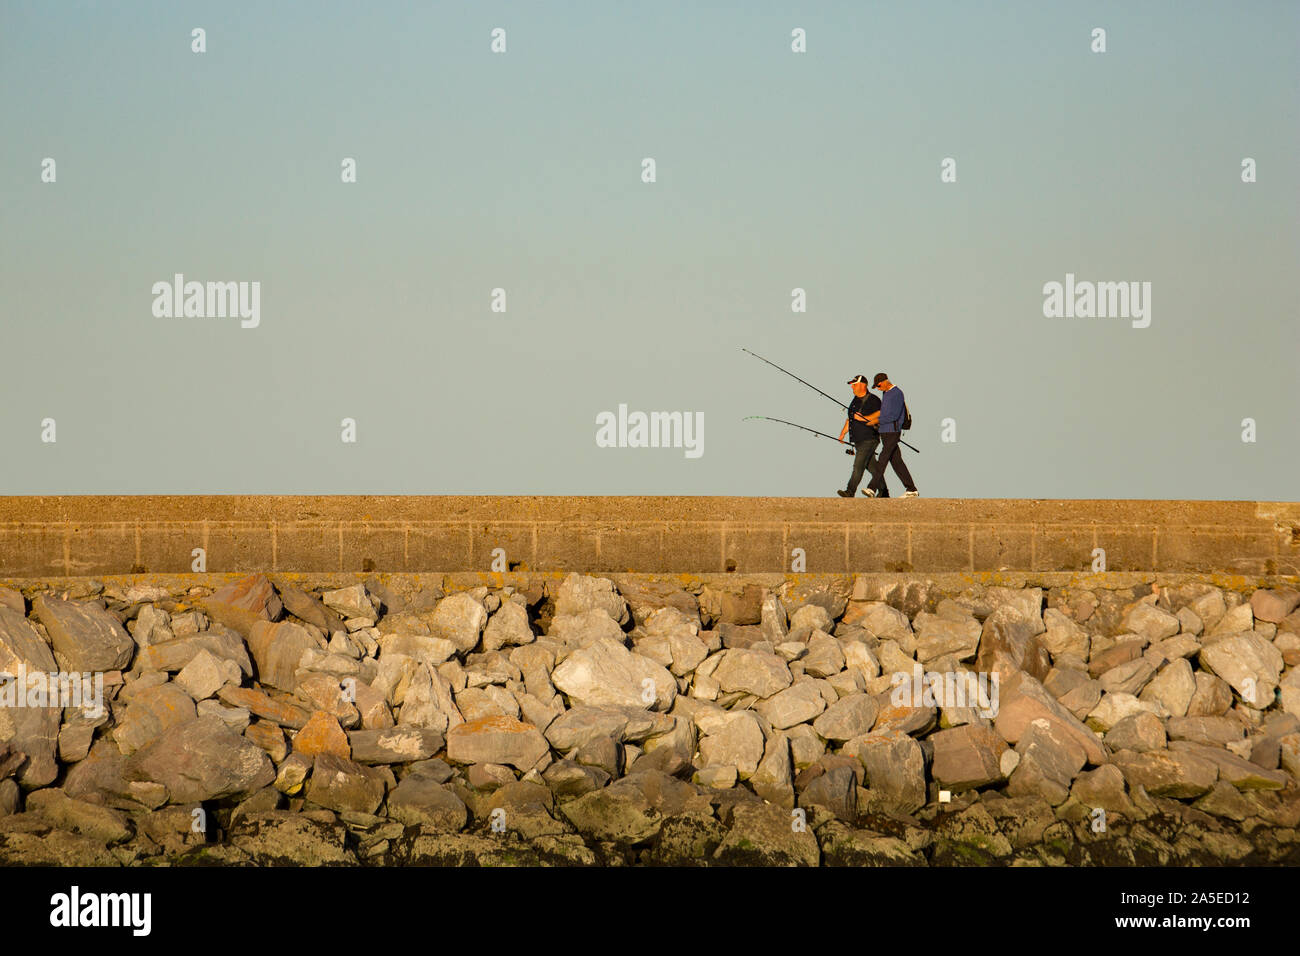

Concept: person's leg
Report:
left=887, top=441, right=917, bottom=493
left=865, top=433, right=898, bottom=493
left=845, top=441, right=871, bottom=494
left=865, top=436, right=890, bottom=497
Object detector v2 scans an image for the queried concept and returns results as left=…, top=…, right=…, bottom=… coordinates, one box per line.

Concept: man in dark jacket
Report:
left=837, top=374, right=890, bottom=498
left=863, top=372, right=919, bottom=498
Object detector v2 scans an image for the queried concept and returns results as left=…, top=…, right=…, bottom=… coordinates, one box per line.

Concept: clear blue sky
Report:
left=2, top=1, right=1296, bottom=497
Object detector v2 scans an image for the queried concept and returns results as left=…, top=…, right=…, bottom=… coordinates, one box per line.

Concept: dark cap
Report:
left=847, top=374, right=869, bottom=385
left=872, top=372, right=889, bottom=386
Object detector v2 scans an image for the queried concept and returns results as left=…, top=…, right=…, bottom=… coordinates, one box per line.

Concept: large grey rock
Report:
left=1283, top=668, right=1300, bottom=717
left=114, top=682, right=198, bottom=755
left=542, top=759, right=610, bottom=798
left=321, top=584, right=376, bottom=622
left=1040, top=608, right=1090, bottom=662
left=0, top=588, right=23, bottom=615
left=1122, top=602, right=1180, bottom=643
left=1086, top=692, right=1165, bottom=733
left=750, top=732, right=794, bottom=807
left=799, top=764, right=857, bottom=822
left=348, top=727, right=444, bottom=764
left=61, top=739, right=166, bottom=810
left=560, top=780, right=663, bottom=844
left=1098, top=659, right=1157, bottom=697
left=555, top=574, right=629, bottom=626
left=1104, top=712, right=1166, bottom=753
left=1279, top=733, right=1300, bottom=780
left=176, top=648, right=242, bottom=701
left=1199, top=633, right=1283, bottom=707
left=378, top=633, right=456, bottom=668
left=756, top=681, right=826, bottom=730
left=1111, top=748, right=1218, bottom=799
left=841, top=640, right=880, bottom=682
left=930, top=723, right=1007, bottom=791
left=854, top=603, right=914, bottom=650
left=1139, top=657, right=1196, bottom=718
left=543, top=705, right=672, bottom=752
left=386, top=777, right=467, bottom=830
left=227, top=812, right=355, bottom=865
left=138, top=626, right=253, bottom=676
left=760, top=593, right=788, bottom=644
left=984, top=586, right=1044, bottom=622
left=698, top=711, right=766, bottom=779
left=995, top=670, right=1106, bottom=765
left=712, top=648, right=792, bottom=698
left=1006, top=719, right=1088, bottom=806
left=1167, top=740, right=1288, bottom=790
left=666, top=628, right=709, bottom=676
left=1186, top=589, right=1228, bottom=631
left=1252, top=588, right=1300, bottom=625
left=0, top=607, right=61, bottom=787
left=446, top=715, right=549, bottom=771
left=547, top=609, right=626, bottom=647
left=482, top=601, right=534, bottom=651
left=789, top=604, right=834, bottom=634
left=976, top=600, right=1049, bottom=680
left=1165, top=715, right=1246, bottom=748
left=304, top=753, right=386, bottom=814
left=1071, top=764, right=1137, bottom=816
left=713, top=803, right=820, bottom=866
left=128, top=716, right=275, bottom=802
left=129, top=605, right=172, bottom=647
left=551, top=637, right=676, bottom=710
left=509, top=644, right=557, bottom=703
left=845, top=730, right=926, bottom=813
left=397, top=662, right=462, bottom=734
left=1208, top=603, right=1254, bottom=637
left=1187, top=672, right=1234, bottom=717
left=802, top=632, right=845, bottom=678
left=427, top=592, right=487, bottom=653
left=32, top=595, right=134, bottom=671
left=813, top=693, right=879, bottom=741
left=913, top=612, right=981, bottom=664
left=23, top=789, right=132, bottom=844
left=200, top=574, right=282, bottom=636
left=278, top=586, right=343, bottom=634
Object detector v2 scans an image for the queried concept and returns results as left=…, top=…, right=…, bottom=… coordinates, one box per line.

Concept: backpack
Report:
left=901, top=403, right=912, bottom=431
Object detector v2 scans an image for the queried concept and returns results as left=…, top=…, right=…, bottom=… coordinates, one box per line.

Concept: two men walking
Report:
left=836, top=372, right=918, bottom=499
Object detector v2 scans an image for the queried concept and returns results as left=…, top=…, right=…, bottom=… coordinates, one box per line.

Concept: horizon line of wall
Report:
left=0, top=497, right=1296, bottom=578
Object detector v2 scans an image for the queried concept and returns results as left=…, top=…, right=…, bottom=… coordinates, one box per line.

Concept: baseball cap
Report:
left=847, top=374, right=869, bottom=385
left=872, top=372, right=889, bottom=386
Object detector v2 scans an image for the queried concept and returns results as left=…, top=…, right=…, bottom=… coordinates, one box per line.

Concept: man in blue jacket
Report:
left=863, top=372, right=919, bottom=498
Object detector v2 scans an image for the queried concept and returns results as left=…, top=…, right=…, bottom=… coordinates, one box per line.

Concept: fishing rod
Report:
left=741, top=348, right=847, bottom=410
left=741, top=348, right=920, bottom=453
left=744, top=416, right=856, bottom=454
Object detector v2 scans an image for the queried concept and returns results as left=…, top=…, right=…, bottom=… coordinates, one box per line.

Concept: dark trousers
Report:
left=867, top=431, right=916, bottom=493
left=846, top=437, right=889, bottom=496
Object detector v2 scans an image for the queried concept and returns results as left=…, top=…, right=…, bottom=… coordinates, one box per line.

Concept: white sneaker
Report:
left=860, top=488, right=877, bottom=498
left=902, top=490, right=920, bottom=498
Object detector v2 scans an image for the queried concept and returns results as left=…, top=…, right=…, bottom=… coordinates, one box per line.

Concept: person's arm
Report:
left=839, top=419, right=850, bottom=442
left=883, top=390, right=902, bottom=427
left=854, top=411, right=881, bottom=425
